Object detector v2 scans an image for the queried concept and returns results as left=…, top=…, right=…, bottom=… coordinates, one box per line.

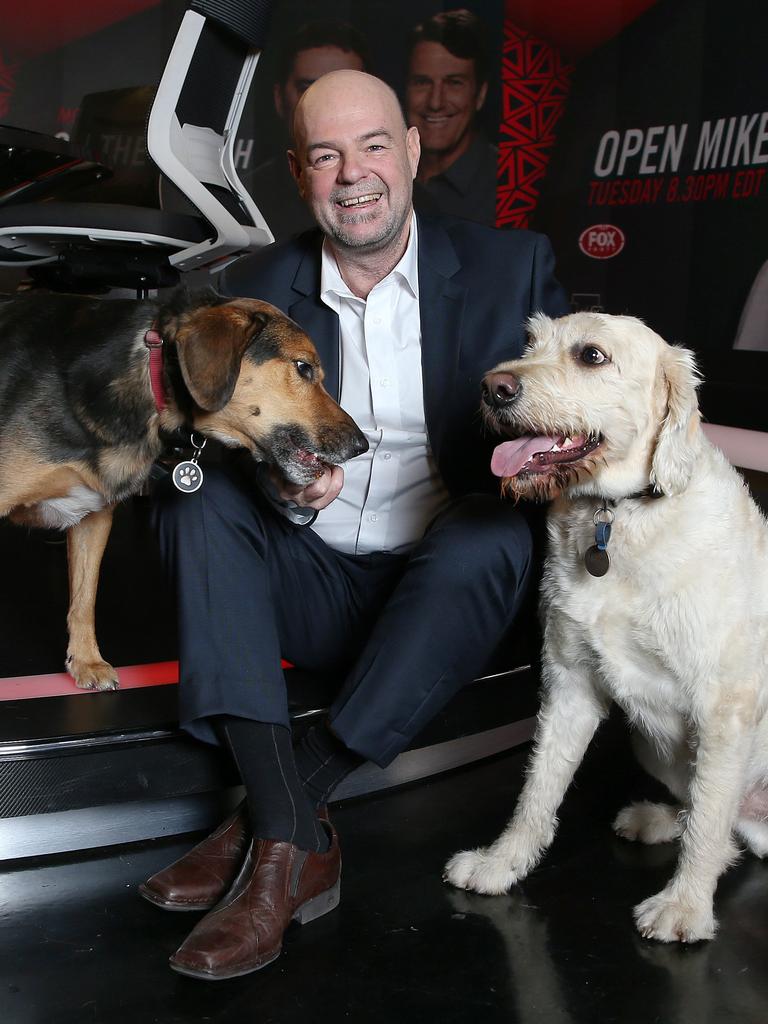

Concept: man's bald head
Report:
left=287, top=70, right=420, bottom=262
left=292, top=70, right=408, bottom=148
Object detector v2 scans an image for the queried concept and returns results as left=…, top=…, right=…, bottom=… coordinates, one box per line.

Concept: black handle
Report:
left=189, top=0, right=275, bottom=49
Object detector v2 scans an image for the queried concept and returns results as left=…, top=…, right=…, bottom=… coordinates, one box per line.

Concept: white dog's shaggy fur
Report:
left=444, top=312, right=768, bottom=943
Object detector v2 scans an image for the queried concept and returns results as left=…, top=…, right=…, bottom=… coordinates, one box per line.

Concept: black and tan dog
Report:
left=0, top=288, right=367, bottom=690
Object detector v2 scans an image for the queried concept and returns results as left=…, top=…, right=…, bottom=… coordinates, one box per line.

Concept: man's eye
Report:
left=581, top=346, right=607, bottom=365
left=295, top=360, right=315, bottom=381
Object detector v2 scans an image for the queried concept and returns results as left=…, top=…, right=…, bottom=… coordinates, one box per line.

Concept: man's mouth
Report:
left=491, top=433, right=602, bottom=478
left=337, top=193, right=382, bottom=208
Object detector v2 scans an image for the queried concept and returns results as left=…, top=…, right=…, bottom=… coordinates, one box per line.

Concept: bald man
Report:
left=146, top=71, right=569, bottom=981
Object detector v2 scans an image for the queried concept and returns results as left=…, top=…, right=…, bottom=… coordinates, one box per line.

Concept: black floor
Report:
left=3, top=479, right=768, bottom=1022
left=2, top=719, right=767, bottom=1024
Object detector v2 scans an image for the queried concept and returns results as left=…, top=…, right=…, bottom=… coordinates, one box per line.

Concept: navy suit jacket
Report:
left=221, top=214, right=570, bottom=496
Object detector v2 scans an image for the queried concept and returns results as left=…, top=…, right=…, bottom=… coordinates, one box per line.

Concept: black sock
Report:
left=221, top=717, right=328, bottom=853
left=294, top=723, right=365, bottom=807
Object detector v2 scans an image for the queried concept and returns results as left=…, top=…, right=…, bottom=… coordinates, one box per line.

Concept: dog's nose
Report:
left=482, top=371, right=522, bottom=408
left=351, top=430, right=369, bottom=456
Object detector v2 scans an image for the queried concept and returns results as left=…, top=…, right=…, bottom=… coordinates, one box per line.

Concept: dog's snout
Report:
left=320, top=421, right=369, bottom=462
left=482, top=371, right=522, bottom=408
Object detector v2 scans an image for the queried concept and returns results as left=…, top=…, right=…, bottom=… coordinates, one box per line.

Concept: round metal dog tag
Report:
left=584, top=545, right=610, bottom=577
left=172, top=460, right=204, bottom=494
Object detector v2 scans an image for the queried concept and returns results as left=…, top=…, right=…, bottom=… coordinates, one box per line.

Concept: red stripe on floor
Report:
left=0, top=659, right=294, bottom=701
left=0, top=661, right=180, bottom=701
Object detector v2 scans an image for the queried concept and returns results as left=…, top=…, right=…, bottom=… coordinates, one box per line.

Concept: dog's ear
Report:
left=649, top=344, right=702, bottom=496
left=175, top=306, right=268, bottom=411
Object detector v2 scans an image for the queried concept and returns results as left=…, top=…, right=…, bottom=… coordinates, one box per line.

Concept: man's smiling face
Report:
left=406, top=41, right=486, bottom=165
left=289, top=71, right=420, bottom=255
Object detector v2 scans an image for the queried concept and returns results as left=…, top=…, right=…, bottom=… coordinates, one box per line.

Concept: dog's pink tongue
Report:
left=491, top=435, right=558, bottom=478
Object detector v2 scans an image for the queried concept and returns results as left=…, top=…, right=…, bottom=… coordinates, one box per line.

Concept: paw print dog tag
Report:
left=172, top=434, right=206, bottom=494
left=172, top=460, right=204, bottom=493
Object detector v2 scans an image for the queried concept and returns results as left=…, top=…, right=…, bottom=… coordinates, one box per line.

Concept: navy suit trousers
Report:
left=152, top=458, right=534, bottom=767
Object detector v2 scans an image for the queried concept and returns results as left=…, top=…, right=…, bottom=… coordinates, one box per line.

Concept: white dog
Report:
left=444, top=312, right=768, bottom=943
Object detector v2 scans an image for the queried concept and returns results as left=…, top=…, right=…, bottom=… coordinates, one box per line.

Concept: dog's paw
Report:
left=633, top=889, right=716, bottom=944
left=443, top=848, right=521, bottom=895
left=67, top=655, right=120, bottom=691
left=613, top=801, right=684, bottom=845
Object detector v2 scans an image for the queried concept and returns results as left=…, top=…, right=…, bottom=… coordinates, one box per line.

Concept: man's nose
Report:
left=426, top=82, right=445, bottom=110
left=338, top=153, right=367, bottom=184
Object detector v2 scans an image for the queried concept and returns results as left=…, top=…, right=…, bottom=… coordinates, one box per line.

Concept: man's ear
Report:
left=406, top=125, right=421, bottom=178
left=649, top=345, right=702, bottom=496
left=176, top=307, right=268, bottom=412
left=475, top=81, right=488, bottom=112
left=273, top=82, right=285, bottom=121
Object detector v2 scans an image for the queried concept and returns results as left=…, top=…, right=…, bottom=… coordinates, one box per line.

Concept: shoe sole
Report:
left=168, top=877, right=341, bottom=981
left=293, top=876, right=341, bottom=924
left=138, top=883, right=217, bottom=913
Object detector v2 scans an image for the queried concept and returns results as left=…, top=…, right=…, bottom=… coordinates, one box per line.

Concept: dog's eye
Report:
left=295, top=360, right=315, bottom=382
left=580, top=346, right=608, bottom=366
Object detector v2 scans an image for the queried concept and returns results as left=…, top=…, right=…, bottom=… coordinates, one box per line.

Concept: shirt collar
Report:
left=320, top=213, right=419, bottom=311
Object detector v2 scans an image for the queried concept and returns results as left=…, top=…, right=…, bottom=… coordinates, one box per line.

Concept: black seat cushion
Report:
left=0, top=202, right=210, bottom=245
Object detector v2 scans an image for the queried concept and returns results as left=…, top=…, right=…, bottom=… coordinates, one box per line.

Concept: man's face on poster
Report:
left=406, top=41, right=487, bottom=163
left=275, top=46, right=366, bottom=129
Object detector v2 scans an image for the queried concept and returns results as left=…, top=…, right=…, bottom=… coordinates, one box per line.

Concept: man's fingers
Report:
left=304, top=464, right=344, bottom=509
left=274, top=464, right=344, bottom=509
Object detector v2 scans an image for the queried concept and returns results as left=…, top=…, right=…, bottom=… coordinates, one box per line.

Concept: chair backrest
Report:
left=147, top=0, right=275, bottom=273
left=72, top=86, right=158, bottom=207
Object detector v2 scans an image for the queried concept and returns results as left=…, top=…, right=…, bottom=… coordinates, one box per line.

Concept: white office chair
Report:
left=0, top=0, right=274, bottom=294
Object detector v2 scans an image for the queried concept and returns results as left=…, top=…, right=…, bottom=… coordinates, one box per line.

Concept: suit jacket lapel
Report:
left=282, top=218, right=467, bottom=427
left=416, top=216, right=467, bottom=459
left=288, top=237, right=340, bottom=400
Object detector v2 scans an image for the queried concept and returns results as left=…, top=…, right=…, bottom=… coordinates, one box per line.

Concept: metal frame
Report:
left=146, top=9, right=273, bottom=272
left=0, top=719, right=536, bottom=861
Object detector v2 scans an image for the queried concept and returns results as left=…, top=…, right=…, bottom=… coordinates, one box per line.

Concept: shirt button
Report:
left=368, top=513, right=378, bottom=522
left=380, top=377, right=391, bottom=387
left=382, top=452, right=392, bottom=461
left=373, top=316, right=382, bottom=325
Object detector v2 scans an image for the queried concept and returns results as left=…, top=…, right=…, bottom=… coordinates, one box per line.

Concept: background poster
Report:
left=529, top=0, right=768, bottom=432
left=1, top=0, right=766, bottom=431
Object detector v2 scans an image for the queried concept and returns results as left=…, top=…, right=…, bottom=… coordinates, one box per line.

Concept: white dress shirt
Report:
left=310, top=217, right=451, bottom=555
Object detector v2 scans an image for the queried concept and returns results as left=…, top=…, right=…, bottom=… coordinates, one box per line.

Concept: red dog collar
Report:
left=144, top=327, right=166, bottom=412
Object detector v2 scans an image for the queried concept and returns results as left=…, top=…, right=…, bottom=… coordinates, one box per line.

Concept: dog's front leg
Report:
left=633, top=691, right=756, bottom=943
left=66, top=506, right=119, bottom=690
left=444, top=663, right=607, bottom=895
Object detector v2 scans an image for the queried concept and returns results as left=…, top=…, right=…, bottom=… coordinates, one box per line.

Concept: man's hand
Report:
left=271, top=464, right=344, bottom=511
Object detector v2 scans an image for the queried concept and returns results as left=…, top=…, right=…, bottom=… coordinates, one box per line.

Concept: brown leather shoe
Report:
left=139, top=801, right=249, bottom=912
left=168, top=820, right=341, bottom=980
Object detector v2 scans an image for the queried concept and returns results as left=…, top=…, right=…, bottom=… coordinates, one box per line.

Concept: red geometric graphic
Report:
left=496, top=22, right=573, bottom=229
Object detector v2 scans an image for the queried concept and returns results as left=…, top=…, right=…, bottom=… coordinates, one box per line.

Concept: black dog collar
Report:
left=584, top=487, right=664, bottom=578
